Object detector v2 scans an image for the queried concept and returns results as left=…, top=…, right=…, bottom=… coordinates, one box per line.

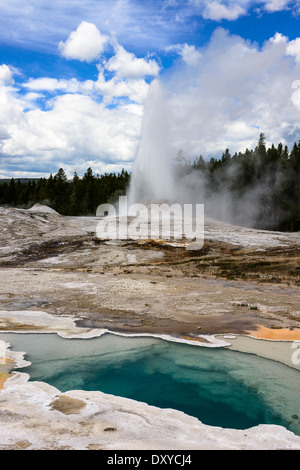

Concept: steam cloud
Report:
left=128, top=29, right=300, bottom=230
left=128, top=80, right=176, bottom=205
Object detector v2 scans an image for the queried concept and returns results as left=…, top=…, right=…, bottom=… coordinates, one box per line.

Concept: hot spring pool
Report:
left=1, top=332, right=300, bottom=434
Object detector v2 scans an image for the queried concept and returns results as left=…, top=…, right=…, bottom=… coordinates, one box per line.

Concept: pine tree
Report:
left=52, top=168, right=69, bottom=214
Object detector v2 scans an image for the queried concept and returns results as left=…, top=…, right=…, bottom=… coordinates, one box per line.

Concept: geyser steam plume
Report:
left=127, top=79, right=175, bottom=205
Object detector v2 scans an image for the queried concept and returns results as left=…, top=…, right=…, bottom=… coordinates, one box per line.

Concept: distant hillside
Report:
left=0, top=178, right=40, bottom=184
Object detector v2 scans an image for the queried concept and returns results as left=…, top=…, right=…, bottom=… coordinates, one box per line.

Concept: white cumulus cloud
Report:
left=263, top=0, right=291, bottom=12
left=286, top=37, right=300, bottom=62
left=0, top=64, right=15, bottom=85
left=166, top=43, right=202, bottom=66
left=105, top=44, right=160, bottom=79
left=58, top=21, right=109, bottom=62
left=202, top=1, right=247, bottom=20
left=0, top=87, right=142, bottom=176
left=95, top=68, right=150, bottom=104
left=23, top=77, right=95, bottom=94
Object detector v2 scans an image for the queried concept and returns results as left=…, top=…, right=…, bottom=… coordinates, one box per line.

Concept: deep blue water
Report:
left=2, top=332, right=300, bottom=434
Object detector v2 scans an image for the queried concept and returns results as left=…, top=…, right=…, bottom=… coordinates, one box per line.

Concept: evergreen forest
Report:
left=0, top=134, right=299, bottom=232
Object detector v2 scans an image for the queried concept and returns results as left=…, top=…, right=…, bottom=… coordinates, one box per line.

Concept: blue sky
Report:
left=1, top=0, right=300, bottom=178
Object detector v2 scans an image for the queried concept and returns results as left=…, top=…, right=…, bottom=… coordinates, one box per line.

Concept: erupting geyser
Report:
left=128, top=79, right=176, bottom=206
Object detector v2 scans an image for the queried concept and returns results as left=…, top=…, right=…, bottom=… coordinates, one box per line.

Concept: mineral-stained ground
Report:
left=0, top=204, right=300, bottom=450
left=0, top=204, right=299, bottom=337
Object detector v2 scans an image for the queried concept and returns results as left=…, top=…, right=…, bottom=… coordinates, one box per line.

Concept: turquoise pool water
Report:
left=2, top=332, right=300, bottom=434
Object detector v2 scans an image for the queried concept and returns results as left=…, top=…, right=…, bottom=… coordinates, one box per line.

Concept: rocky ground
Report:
left=0, top=203, right=300, bottom=450
left=0, top=203, right=299, bottom=337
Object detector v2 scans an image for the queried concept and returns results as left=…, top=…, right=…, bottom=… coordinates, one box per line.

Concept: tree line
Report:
left=178, top=133, right=300, bottom=232
left=0, top=133, right=299, bottom=231
left=0, top=168, right=130, bottom=216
